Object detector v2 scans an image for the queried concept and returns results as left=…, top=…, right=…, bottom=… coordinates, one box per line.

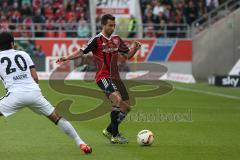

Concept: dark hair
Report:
left=0, top=32, right=14, bottom=50
left=101, top=14, right=115, bottom=25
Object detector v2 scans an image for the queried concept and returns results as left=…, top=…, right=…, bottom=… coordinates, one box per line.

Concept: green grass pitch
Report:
left=0, top=81, right=240, bottom=160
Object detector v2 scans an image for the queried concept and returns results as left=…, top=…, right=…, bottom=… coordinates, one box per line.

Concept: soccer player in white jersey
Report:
left=0, top=32, right=92, bottom=154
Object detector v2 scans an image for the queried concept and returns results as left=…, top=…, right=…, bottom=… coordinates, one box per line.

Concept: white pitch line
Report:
left=175, top=86, right=240, bottom=100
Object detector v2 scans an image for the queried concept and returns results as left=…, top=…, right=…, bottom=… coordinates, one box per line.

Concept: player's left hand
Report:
left=133, top=41, right=141, bottom=51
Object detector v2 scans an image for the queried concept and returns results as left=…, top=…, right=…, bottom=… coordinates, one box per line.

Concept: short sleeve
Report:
left=83, top=37, right=98, bottom=54
left=118, top=37, right=130, bottom=55
left=23, top=52, right=35, bottom=68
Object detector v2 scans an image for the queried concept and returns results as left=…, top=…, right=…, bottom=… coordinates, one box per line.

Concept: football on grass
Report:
left=137, top=130, right=154, bottom=146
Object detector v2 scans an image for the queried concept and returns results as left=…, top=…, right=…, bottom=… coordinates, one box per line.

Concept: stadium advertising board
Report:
left=208, top=75, right=240, bottom=87
left=148, top=39, right=192, bottom=62
left=95, top=0, right=136, bottom=17
left=15, top=38, right=193, bottom=82
left=34, top=39, right=192, bottom=62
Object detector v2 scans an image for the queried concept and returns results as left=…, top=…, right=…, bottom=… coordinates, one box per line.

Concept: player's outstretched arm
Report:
left=127, top=41, right=141, bottom=60
left=56, top=49, right=84, bottom=64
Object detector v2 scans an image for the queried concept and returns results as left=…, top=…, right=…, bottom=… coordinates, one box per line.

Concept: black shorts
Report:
left=97, top=78, right=129, bottom=101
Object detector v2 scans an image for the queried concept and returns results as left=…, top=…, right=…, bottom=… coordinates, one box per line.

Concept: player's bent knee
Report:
left=121, top=100, right=131, bottom=113
left=110, top=94, right=122, bottom=107
left=116, top=97, right=123, bottom=106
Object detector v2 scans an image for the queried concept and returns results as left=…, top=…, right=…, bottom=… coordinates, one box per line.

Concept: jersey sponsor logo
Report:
left=113, top=39, right=119, bottom=45
left=13, top=73, right=28, bottom=81
left=102, top=42, right=118, bottom=53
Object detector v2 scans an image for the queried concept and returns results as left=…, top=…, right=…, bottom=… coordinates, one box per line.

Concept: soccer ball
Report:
left=137, top=130, right=154, bottom=146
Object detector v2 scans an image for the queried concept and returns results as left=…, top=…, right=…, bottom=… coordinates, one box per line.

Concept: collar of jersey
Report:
left=0, top=49, right=15, bottom=53
left=100, top=32, right=117, bottom=41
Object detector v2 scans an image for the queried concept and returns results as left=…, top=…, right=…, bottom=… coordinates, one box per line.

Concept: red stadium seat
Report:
left=57, top=32, right=66, bottom=37
left=45, top=32, right=56, bottom=37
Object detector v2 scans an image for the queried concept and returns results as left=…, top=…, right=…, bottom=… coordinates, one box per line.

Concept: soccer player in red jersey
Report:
left=56, top=14, right=141, bottom=144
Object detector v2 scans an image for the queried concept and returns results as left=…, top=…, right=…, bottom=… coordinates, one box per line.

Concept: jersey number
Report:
left=1, top=55, right=27, bottom=75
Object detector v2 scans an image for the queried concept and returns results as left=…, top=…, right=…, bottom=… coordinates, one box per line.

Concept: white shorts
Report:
left=0, top=91, right=55, bottom=117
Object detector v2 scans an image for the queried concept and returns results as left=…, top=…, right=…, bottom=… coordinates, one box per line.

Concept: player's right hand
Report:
left=56, top=57, right=68, bottom=64
left=133, top=41, right=141, bottom=51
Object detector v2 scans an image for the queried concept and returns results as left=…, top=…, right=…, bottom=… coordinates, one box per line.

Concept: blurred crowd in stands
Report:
left=0, top=0, right=237, bottom=39
left=140, top=0, right=229, bottom=38
left=0, top=0, right=90, bottom=37
left=1, top=0, right=238, bottom=71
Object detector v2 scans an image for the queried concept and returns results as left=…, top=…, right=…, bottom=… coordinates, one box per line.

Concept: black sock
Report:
left=111, top=111, right=127, bottom=137
left=106, top=123, right=112, bottom=133
left=110, top=110, right=120, bottom=137
left=117, top=111, right=127, bottom=124
left=107, top=107, right=120, bottom=137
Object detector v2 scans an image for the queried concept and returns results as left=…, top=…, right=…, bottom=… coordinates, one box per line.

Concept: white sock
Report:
left=57, top=118, right=85, bottom=146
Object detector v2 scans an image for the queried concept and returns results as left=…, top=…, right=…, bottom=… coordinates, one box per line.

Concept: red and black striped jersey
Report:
left=83, top=32, right=129, bottom=82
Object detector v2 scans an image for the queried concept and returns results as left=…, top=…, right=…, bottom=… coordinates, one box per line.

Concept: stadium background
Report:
left=0, top=0, right=240, bottom=160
